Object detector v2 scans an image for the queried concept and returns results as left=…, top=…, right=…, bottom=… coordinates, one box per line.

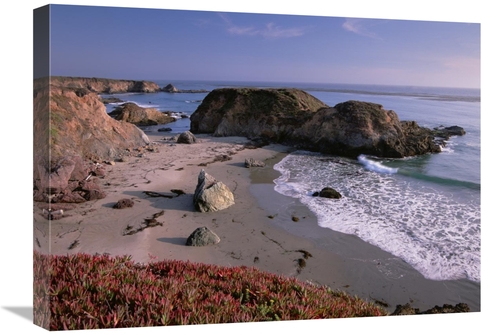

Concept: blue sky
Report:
left=48, top=4, right=480, bottom=88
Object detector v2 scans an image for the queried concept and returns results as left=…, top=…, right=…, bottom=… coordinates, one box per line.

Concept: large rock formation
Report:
left=109, top=102, right=176, bottom=126
left=294, top=101, right=444, bottom=158
left=33, top=77, right=151, bottom=203
left=193, top=170, right=235, bottom=212
left=190, top=88, right=328, bottom=139
left=190, top=88, right=465, bottom=158
left=48, top=76, right=161, bottom=93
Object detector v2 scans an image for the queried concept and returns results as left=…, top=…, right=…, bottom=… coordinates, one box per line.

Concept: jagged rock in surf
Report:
left=312, top=187, right=342, bottom=199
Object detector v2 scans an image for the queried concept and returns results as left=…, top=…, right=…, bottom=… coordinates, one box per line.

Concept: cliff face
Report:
left=47, top=76, right=161, bottom=93
left=34, top=79, right=150, bottom=163
left=33, top=77, right=151, bottom=202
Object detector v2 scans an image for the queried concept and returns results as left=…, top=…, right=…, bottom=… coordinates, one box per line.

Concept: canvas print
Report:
left=33, top=4, right=480, bottom=331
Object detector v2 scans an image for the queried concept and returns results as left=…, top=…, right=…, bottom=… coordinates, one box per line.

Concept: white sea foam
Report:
left=273, top=151, right=480, bottom=282
left=357, top=154, right=398, bottom=174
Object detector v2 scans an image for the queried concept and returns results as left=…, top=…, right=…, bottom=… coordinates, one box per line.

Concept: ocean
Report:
left=101, top=80, right=481, bottom=284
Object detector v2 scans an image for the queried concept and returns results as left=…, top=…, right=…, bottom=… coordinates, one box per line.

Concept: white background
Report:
left=1, top=1, right=496, bottom=334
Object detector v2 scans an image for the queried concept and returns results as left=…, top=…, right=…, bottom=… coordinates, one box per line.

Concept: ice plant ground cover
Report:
left=33, top=251, right=387, bottom=330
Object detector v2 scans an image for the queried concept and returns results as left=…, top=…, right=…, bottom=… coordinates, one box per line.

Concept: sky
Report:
left=45, top=4, right=481, bottom=88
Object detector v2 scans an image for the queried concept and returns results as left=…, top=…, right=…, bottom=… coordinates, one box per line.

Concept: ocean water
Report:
left=101, top=81, right=481, bottom=283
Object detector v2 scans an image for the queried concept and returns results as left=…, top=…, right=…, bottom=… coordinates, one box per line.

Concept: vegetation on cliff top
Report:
left=33, top=251, right=387, bottom=330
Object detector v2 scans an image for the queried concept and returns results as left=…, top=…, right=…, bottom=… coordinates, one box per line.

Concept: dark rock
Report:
left=421, top=303, right=470, bottom=314
left=244, top=158, right=265, bottom=168
left=193, top=169, right=235, bottom=212
left=113, top=199, right=135, bottom=209
left=318, top=187, right=342, bottom=199
left=185, top=226, right=221, bottom=246
left=391, top=303, right=470, bottom=316
left=177, top=131, right=197, bottom=144
left=158, top=127, right=173, bottom=132
left=433, top=125, right=466, bottom=138
left=391, top=303, right=418, bottom=315
left=100, top=97, right=124, bottom=104
left=163, top=83, right=179, bottom=93
left=161, top=83, right=209, bottom=93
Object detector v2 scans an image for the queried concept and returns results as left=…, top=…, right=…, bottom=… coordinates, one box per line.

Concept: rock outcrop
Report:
left=185, top=227, right=221, bottom=246
left=33, top=155, right=107, bottom=203
left=391, top=303, right=470, bottom=315
left=33, top=77, right=151, bottom=203
left=109, top=102, right=176, bottom=126
left=34, top=78, right=150, bottom=162
left=49, top=76, right=161, bottom=93
left=294, top=101, right=446, bottom=158
left=190, top=88, right=328, bottom=139
left=193, top=170, right=235, bottom=212
left=161, top=83, right=209, bottom=93
left=190, top=88, right=465, bottom=158
left=162, top=84, right=179, bottom=93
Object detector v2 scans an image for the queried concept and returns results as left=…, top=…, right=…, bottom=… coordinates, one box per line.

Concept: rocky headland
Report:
left=190, top=88, right=465, bottom=158
left=33, top=77, right=152, bottom=204
left=48, top=76, right=161, bottom=94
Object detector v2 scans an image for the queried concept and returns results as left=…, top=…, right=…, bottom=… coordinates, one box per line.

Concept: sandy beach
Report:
left=32, top=131, right=480, bottom=314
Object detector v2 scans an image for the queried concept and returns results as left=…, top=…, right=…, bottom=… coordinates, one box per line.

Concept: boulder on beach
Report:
left=177, top=131, right=198, bottom=144
left=193, top=170, right=235, bottom=212
left=185, top=227, right=221, bottom=246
